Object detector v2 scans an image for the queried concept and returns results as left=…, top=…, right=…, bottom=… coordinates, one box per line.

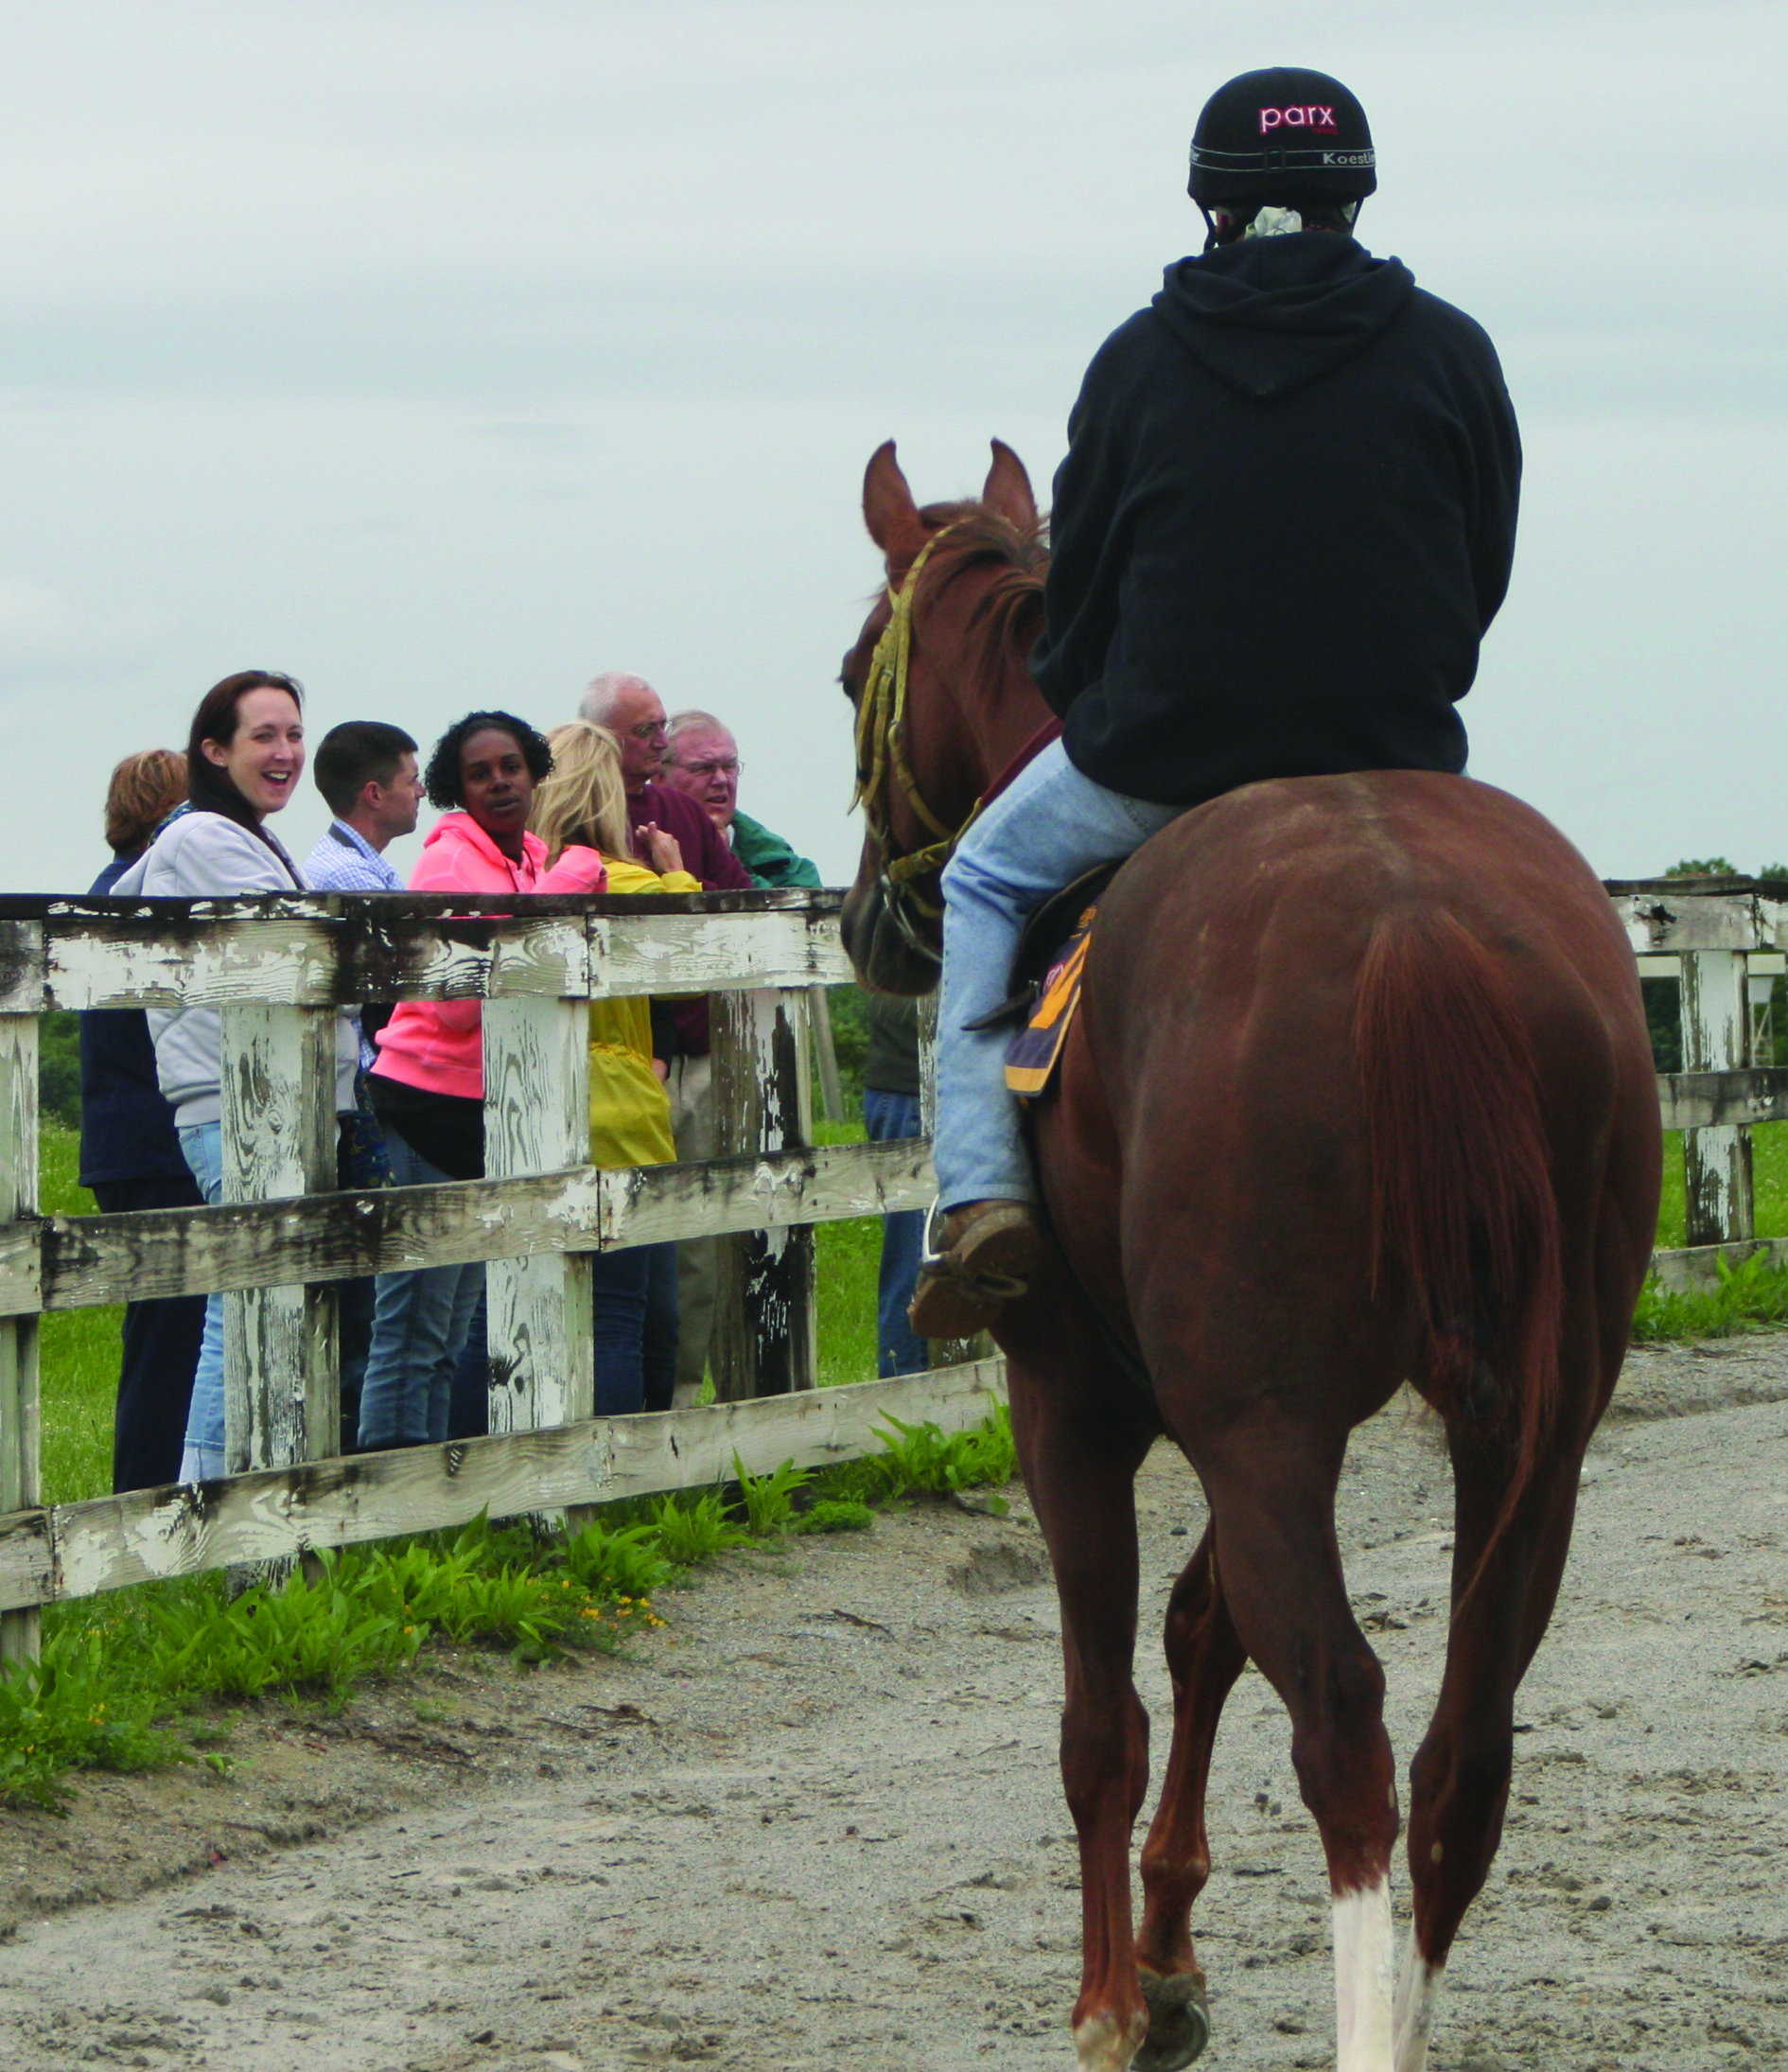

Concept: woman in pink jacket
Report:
left=357, top=711, right=607, bottom=1450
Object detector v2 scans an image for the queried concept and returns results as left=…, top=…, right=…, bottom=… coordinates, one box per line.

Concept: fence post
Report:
left=483, top=996, right=594, bottom=1434
left=917, top=995, right=990, bottom=1369
left=220, top=1005, right=340, bottom=1478
left=1680, top=949, right=1755, bottom=1247
left=711, top=988, right=816, bottom=1399
left=0, top=1014, right=41, bottom=1665
left=810, top=985, right=844, bottom=1125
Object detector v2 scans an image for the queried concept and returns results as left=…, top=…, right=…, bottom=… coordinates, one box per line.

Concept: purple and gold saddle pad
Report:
left=1005, top=904, right=1098, bottom=1099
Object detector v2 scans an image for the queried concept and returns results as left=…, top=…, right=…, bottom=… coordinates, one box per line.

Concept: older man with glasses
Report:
left=577, top=674, right=757, bottom=1408
left=661, top=709, right=820, bottom=890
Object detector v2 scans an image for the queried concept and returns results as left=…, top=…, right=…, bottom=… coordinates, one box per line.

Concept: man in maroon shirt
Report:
left=579, top=671, right=755, bottom=1404
left=579, top=671, right=756, bottom=897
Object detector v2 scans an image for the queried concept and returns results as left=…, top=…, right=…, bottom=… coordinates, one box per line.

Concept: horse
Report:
left=838, top=439, right=1662, bottom=2072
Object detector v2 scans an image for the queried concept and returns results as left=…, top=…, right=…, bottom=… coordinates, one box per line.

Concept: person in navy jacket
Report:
left=79, top=750, right=206, bottom=1490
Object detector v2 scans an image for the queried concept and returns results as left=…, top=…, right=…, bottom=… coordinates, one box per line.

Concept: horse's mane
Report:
left=914, top=498, right=1050, bottom=692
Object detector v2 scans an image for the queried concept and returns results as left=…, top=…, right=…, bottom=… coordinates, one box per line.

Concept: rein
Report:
left=850, top=526, right=984, bottom=960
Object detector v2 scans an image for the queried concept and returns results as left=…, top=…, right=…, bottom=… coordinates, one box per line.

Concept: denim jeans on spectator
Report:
left=595, top=1240, right=678, bottom=1415
left=447, top=1291, right=491, bottom=1443
left=862, top=1088, right=928, bottom=1377
left=176, top=1121, right=227, bottom=1482
left=445, top=1240, right=679, bottom=1431
left=357, top=1128, right=484, bottom=1450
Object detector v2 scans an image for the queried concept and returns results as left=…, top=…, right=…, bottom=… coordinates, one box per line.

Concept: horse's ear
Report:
left=863, top=440, right=925, bottom=562
left=982, top=440, right=1037, bottom=530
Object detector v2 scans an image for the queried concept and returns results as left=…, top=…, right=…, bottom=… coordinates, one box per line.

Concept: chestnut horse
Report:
left=839, top=441, right=1661, bottom=2072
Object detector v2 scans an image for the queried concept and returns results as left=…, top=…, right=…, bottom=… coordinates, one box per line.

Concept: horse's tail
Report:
left=1354, top=904, right=1565, bottom=1592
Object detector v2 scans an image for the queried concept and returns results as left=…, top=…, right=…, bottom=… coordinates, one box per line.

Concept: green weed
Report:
left=792, top=1498, right=875, bottom=1535
left=870, top=1402, right=1016, bottom=1499
left=1631, top=1246, right=1788, bottom=1343
left=645, top=1490, right=747, bottom=1567
left=731, top=1453, right=813, bottom=1538
left=338, top=1515, right=634, bottom=1662
left=562, top=1519, right=680, bottom=1601
left=146, top=1572, right=420, bottom=1705
left=0, top=1625, right=181, bottom=1809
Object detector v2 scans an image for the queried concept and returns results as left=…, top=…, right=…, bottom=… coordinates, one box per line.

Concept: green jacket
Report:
left=730, top=810, right=822, bottom=889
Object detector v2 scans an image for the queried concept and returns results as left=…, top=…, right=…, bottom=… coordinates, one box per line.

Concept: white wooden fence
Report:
left=1609, top=873, right=1788, bottom=1278
left=0, top=876, right=1772, bottom=1663
left=0, top=887, right=1006, bottom=1664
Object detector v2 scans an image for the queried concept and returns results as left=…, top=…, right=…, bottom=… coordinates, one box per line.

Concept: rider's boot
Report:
left=908, top=1199, right=1043, bottom=1339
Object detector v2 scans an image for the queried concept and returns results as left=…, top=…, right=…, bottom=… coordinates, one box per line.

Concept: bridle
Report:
left=850, top=526, right=985, bottom=964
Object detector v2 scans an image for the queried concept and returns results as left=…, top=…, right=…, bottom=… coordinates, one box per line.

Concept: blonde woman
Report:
left=534, top=721, right=701, bottom=1414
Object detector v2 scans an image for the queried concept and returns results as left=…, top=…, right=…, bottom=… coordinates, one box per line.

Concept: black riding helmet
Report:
left=1188, top=66, right=1376, bottom=239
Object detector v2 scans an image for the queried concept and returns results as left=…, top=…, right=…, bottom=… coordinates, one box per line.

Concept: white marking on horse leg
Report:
left=1332, top=1878, right=1395, bottom=2071
left=1392, top=1928, right=1445, bottom=2072
left=1073, top=2009, right=1141, bottom=2072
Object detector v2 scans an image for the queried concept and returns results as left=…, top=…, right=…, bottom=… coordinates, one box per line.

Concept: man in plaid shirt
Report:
left=303, top=720, right=422, bottom=1447
left=303, top=720, right=422, bottom=896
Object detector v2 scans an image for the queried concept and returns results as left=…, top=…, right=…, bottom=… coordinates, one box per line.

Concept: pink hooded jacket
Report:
left=371, top=812, right=607, bottom=1101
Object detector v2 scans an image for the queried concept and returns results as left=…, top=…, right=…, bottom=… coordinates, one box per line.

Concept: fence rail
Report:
left=0, top=879, right=1778, bottom=1654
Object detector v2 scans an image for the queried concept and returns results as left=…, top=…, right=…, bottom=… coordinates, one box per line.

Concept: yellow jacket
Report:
left=588, top=855, right=700, bottom=1169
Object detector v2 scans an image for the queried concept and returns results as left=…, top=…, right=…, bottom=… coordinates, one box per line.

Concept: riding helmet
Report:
left=1188, top=66, right=1376, bottom=205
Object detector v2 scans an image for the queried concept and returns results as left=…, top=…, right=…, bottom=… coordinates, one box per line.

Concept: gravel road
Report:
left=2, top=1337, right=1786, bottom=2072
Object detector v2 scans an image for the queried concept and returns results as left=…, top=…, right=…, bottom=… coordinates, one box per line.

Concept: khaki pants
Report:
left=667, top=1051, right=717, bottom=1407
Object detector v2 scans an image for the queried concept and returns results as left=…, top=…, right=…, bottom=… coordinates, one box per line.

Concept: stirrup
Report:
left=916, top=1196, right=1034, bottom=1301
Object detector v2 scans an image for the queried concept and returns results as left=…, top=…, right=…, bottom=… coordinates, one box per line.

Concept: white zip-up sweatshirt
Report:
left=110, top=813, right=359, bottom=1128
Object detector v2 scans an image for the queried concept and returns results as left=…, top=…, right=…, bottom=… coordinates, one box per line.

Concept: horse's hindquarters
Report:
left=1025, top=768, right=1660, bottom=2064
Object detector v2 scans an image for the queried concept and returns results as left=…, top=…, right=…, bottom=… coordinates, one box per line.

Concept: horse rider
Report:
left=910, top=64, right=1523, bottom=1338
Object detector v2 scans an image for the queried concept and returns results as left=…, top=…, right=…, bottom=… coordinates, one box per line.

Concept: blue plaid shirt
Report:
left=303, top=821, right=404, bottom=1070
left=302, top=819, right=405, bottom=893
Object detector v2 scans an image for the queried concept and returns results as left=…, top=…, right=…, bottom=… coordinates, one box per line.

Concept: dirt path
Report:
left=4, top=1341, right=1788, bottom=2071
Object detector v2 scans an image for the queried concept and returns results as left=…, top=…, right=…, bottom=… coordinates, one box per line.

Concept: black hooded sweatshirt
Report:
left=1030, top=233, right=1520, bottom=805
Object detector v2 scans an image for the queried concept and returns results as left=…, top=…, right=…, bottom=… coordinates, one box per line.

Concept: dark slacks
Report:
left=91, top=1173, right=206, bottom=1493
left=862, top=1088, right=928, bottom=1378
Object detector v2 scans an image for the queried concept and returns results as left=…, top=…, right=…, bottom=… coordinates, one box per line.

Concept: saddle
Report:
left=960, top=862, right=1121, bottom=1100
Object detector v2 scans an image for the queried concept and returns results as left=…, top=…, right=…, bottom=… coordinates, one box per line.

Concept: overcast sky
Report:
left=1, top=0, right=1782, bottom=892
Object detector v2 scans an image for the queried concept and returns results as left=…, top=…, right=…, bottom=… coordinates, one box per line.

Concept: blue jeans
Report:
left=447, top=1291, right=492, bottom=1443
left=357, top=1128, right=484, bottom=1450
left=936, top=738, right=1182, bottom=1209
left=447, top=1241, right=680, bottom=1431
left=863, top=1088, right=927, bottom=1377
left=176, top=1121, right=226, bottom=1482
left=593, top=1240, right=680, bottom=1416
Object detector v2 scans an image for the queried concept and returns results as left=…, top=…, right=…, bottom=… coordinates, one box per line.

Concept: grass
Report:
left=0, top=1402, right=1016, bottom=1810
left=812, top=1114, right=891, bottom=1390
left=1632, top=1247, right=1788, bottom=1343
left=39, top=1125, right=117, bottom=1505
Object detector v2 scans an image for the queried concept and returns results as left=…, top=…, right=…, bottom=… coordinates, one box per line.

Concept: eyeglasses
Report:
left=674, top=757, right=742, bottom=780
left=627, top=721, right=669, bottom=743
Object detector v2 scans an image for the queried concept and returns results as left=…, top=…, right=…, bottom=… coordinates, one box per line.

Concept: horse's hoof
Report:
left=1133, top=1970, right=1210, bottom=2070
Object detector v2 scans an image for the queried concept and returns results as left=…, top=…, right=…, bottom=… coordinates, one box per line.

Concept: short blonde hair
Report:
left=532, top=721, right=631, bottom=864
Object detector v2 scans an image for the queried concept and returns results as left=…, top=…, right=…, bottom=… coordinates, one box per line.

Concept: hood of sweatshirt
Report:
left=420, top=810, right=546, bottom=884
left=1150, top=234, right=1416, bottom=401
